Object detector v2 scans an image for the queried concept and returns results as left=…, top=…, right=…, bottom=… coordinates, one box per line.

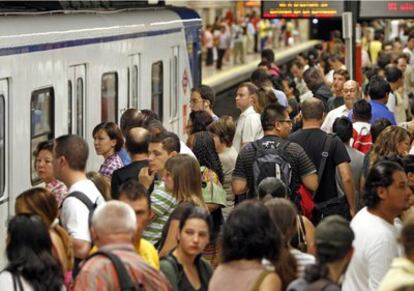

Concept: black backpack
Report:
left=85, top=251, right=144, bottom=291
left=252, top=139, right=292, bottom=196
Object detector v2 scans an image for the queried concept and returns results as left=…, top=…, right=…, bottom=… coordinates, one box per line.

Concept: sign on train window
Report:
left=76, top=78, right=84, bottom=137
left=131, top=65, right=139, bottom=109
left=0, top=95, right=4, bottom=196
left=171, top=55, right=179, bottom=119
left=68, top=80, right=72, bottom=134
left=152, top=61, right=163, bottom=121
left=101, top=72, right=118, bottom=122
left=30, top=87, right=54, bottom=184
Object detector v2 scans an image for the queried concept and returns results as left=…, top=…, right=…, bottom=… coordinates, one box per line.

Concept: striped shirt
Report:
left=99, top=154, right=123, bottom=178
left=233, top=135, right=316, bottom=198
left=290, top=248, right=316, bottom=277
left=74, top=244, right=171, bottom=291
left=143, top=181, right=177, bottom=245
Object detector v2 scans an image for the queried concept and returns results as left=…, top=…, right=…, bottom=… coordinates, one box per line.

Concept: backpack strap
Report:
left=64, top=191, right=95, bottom=211
left=10, top=271, right=23, bottom=291
left=160, top=254, right=180, bottom=290
left=250, top=271, right=272, bottom=291
left=86, top=250, right=141, bottom=291
left=296, top=214, right=307, bottom=248
left=308, top=278, right=333, bottom=291
left=313, top=134, right=334, bottom=199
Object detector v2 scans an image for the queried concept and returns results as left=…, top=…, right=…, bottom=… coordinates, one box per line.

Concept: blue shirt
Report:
left=118, top=147, right=131, bottom=166
left=272, top=89, right=289, bottom=107
left=348, top=100, right=396, bottom=125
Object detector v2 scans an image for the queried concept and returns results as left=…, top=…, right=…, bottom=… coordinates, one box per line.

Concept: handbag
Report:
left=296, top=215, right=308, bottom=253
left=313, top=195, right=350, bottom=223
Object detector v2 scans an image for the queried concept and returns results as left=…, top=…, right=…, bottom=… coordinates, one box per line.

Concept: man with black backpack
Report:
left=74, top=201, right=171, bottom=291
left=232, top=104, right=318, bottom=203
left=289, top=98, right=355, bottom=223
left=53, top=135, right=105, bottom=275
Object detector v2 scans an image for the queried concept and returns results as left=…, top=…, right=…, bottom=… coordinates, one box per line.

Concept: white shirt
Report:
left=290, top=248, right=316, bottom=278
left=403, top=47, right=414, bottom=66
left=321, top=105, right=350, bottom=133
left=180, top=140, right=196, bottom=158
left=0, top=272, right=35, bottom=291
left=204, top=30, right=213, bottom=48
left=387, top=91, right=407, bottom=124
left=343, top=207, right=401, bottom=291
left=0, top=271, right=66, bottom=291
left=233, top=106, right=263, bottom=152
left=60, top=179, right=105, bottom=242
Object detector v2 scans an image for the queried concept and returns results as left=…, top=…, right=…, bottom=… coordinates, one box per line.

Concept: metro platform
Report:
left=202, top=40, right=321, bottom=94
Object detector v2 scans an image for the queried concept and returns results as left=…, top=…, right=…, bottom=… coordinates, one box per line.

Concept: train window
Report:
left=151, top=61, right=163, bottom=121
left=68, top=80, right=72, bottom=134
left=76, top=78, right=84, bottom=137
left=171, top=55, right=178, bottom=118
left=131, top=65, right=139, bottom=108
left=30, top=87, right=54, bottom=184
left=0, top=95, right=4, bottom=196
left=101, top=72, right=118, bottom=122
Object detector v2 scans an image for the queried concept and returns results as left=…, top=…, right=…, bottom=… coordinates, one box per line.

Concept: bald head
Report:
left=302, top=97, right=325, bottom=121
left=343, top=80, right=360, bottom=109
left=126, top=127, right=149, bottom=155
left=120, top=108, right=141, bottom=136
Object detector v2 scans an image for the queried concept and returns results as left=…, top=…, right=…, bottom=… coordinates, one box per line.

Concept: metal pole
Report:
left=343, top=0, right=358, bottom=80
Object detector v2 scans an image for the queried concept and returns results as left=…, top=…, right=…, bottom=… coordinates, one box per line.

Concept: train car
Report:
left=0, top=3, right=201, bottom=266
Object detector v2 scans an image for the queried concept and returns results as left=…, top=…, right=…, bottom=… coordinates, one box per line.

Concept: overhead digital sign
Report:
left=261, top=1, right=344, bottom=19
left=359, top=1, right=414, bottom=19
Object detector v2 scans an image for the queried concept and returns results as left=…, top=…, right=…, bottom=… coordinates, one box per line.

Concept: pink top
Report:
left=46, top=179, right=67, bottom=207
left=98, top=154, right=124, bottom=178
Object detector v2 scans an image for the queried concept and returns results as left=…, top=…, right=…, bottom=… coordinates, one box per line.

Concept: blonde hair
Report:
left=165, top=154, right=205, bottom=207
left=87, top=171, right=111, bottom=201
left=369, top=125, right=410, bottom=168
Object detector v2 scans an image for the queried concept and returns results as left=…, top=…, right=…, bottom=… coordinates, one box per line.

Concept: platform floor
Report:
left=201, top=44, right=290, bottom=82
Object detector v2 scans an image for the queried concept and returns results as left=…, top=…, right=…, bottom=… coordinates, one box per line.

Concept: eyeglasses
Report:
left=277, top=119, right=293, bottom=124
left=190, top=98, right=203, bottom=104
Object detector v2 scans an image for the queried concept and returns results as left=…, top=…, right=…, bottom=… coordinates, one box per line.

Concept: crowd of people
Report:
left=202, top=10, right=299, bottom=70
left=4, top=20, right=414, bottom=291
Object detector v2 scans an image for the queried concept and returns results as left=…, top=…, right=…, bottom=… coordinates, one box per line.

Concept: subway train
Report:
left=0, top=3, right=201, bottom=266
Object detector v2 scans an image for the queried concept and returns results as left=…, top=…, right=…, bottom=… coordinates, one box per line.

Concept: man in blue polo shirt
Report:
left=349, top=75, right=396, bottom=125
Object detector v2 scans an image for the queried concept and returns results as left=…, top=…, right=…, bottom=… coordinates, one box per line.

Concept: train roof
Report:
left=0, top=1, right=159, bottom=12
left=0, top=5, right=201, bottom=49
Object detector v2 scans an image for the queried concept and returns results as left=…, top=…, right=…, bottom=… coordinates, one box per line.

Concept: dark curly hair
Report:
left=189, top=111, right=213, bottom=134
left=364, top=160, right=404, bottom=208
left=220, top=200, right=282, bottom=263
left=191, top=131, right=224, bottom=184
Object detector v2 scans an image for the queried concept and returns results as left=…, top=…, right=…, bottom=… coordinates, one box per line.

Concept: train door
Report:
left=169, top=46, right=179, bottom=133
left=128, top=54, right=141, bottom=109
left=0, top=79, right=9, bottom=267
left=68, top=65, right=86, bottom=138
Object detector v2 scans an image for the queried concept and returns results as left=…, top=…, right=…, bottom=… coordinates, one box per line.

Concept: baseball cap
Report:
left=315, top=215, right=354, bottom=260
